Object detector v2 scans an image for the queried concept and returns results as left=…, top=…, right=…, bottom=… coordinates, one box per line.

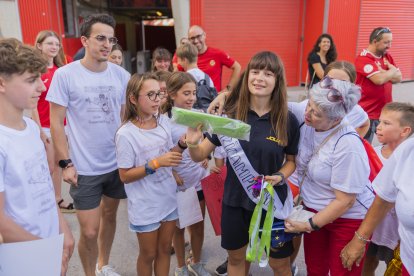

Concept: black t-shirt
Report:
left=308, top=52, right=327, bottom=87
left=207, top=110, right=300, bottom=211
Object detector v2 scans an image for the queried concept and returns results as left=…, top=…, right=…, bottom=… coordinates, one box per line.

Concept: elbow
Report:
left=343, top=197, right=357, bottom=210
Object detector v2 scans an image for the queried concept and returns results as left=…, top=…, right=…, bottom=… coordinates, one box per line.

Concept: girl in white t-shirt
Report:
left=115, top=73, right=184, bottom=276
left=161, top=71, right=210, bottom=276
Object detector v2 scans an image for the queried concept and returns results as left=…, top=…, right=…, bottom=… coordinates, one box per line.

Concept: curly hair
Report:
left=307, top=33, right=337, bottom=65
left=0, top=38, right=47, bottom=77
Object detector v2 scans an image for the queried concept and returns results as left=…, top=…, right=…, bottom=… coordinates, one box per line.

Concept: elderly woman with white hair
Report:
left=284, top=77, right=374, bottom=276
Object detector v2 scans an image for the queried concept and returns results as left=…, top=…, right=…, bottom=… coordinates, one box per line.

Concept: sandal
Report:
left=57, top=199, right=76, bottom=213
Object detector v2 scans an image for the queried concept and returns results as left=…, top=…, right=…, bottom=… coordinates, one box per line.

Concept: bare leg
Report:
left=362, top=255, right=379, bottom=276
left=77, top=207, right=101, bottom=276
left=97, top=196, right=120, bottom=270
left=228, top=245, right=248, bottom=276
left=137, top=230, right=158, bottom=276
left=154, top=220, right=176, bottom=276
left=290, top=235, right=302, bottom=264
left=188, top=199, right=206, bottom=264
left=269, top=256, right=292, bottom=276
left=173, top=227, right=186, bottom=267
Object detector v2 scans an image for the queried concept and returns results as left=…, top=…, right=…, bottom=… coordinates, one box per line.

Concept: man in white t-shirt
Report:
left=0, top=39, right=74, bottom=275
left=47, top=14, right=130, bottom=276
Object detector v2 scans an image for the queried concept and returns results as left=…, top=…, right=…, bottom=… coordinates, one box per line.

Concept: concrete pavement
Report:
left=64, top=81, right=413, bottom=275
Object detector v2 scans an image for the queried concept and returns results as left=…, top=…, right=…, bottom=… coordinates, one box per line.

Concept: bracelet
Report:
left=308, top=217, right=320, bottom=231
left=354, top=231, right=371, bottom=243
left=63, top=163, right=74, bottom=170
left=177, top=140, right=187, bottom=150
left=186, top=141, right=199, bottom=148
left=272, top=172, right=285, bottom=185
left=151, top=159, right=160, bottom=170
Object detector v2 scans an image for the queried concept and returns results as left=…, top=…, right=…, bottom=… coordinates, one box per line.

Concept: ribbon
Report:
left=246, top=181, right=274, bottom=267
left=218, top=135, right=293, bottom=219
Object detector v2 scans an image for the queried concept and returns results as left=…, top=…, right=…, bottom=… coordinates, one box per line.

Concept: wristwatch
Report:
left=58, top=159, right=73, bottom=169
left=144, top=162, right=156, bottom=175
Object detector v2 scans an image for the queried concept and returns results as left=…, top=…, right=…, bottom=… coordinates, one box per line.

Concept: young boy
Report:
left=362, top=102, right=414, bottom=275
left=0, top=39, right=74, bottom=274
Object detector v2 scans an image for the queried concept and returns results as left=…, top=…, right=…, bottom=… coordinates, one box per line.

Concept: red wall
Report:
left=190, top=0, right=304, bottom=86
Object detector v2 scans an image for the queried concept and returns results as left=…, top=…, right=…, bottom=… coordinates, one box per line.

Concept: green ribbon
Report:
left=246, top=181, right=274, bottom=266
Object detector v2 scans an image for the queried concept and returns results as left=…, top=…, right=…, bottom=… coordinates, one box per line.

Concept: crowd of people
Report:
left=0, top=12, right=413, bottom=276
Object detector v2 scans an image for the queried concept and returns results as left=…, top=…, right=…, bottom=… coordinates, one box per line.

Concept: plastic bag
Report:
left=171, top=107, right=251, bottom=141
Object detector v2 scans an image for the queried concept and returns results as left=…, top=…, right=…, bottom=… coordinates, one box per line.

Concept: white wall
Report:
left=171, top=0, right=190, bottom=47
left=0, top=0, right=22, bottom=40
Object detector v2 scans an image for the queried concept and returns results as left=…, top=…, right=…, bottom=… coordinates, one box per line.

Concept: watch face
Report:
left=59, top=159, right=71, bottom=168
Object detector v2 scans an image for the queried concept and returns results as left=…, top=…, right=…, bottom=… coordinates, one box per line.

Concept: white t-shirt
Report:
left=115, top=115, right=177, bottom=226
left=187, top=68, right=215, bottom=88
left=214, top=146, right=227, bottom=159
left=46, top=61, right=130, bottom=175
left=0, top=117, right=59, bottom=238
left=373, top=137, right=414, bottom=274
left=371, top=146, right=399, bottom=250
left=288, top=100, right=369, bottom=186
left=169, top=116, right=208, bottom=191
left=297, top=122, right=374, bottom=219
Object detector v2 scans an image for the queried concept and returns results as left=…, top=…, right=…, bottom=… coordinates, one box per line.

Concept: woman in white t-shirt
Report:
left=161, top=71, right=210, bottom=276
left=284, top=77, right=374, bottom=276
left=115, top=73, right=184, bottom=276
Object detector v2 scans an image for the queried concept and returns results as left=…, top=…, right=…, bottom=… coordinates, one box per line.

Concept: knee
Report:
left=228, top=253, right=245, bottom=267
left=81, top=227, right=99, bottom=241
left=101, top=208, right=118, bottom=224
left=139, top=249, right=157, bottom=262
left=269, top=262, right=291, bottom=275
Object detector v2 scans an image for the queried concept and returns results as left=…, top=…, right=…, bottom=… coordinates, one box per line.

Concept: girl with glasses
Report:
left=115, top=72, right=185, bottom=276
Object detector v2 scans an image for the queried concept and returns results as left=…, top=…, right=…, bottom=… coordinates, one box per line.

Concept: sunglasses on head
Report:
left=375, top=27, right=391, bottom=40
left=319, top=76, right=348, bottom=113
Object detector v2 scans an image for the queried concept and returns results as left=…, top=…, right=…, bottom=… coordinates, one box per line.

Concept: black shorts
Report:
left=221, top=203, right=293, bottom=259
left=197, top=189, right=205, bottom=201
left=366, top=242, right=394, bottom=264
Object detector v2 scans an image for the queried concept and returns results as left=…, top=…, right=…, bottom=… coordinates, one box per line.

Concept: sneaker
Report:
left=95, top=264, right=121, bottom=276
left=214, top=259, right=227, bottom=276
left=188, top=262, right=211, bottom=276
left=175, top=266, right=190, bottom=276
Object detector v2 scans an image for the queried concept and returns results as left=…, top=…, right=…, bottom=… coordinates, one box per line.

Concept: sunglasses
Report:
left=319, top=77, right=348, bottom=113
left=375, top=27, right=391, bottom=39
left=93, top=35, right=118, bottom=45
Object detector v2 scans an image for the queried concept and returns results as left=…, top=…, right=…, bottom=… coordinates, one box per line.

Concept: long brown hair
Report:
left=226, top=51, right=289, bottom=146
left=123, top=72, right=159, bottom=124
left=160, top=71, right=196, bottom=114
left=35, top=30, right=65, bottom=67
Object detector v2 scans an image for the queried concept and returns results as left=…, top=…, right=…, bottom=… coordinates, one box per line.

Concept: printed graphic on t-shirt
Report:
left=84, top=86, right=116, bottom=124
left=209, top=60, right=216, bottom=66
left=25, top=150, right=55, bottom=216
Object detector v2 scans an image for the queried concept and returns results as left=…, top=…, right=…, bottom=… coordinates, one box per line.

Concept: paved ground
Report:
left=64, top=81, right=413, bottom=275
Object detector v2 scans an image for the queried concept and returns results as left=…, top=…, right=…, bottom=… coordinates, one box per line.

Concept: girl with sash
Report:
left=161, top=72, right=210, bottom=276
left=186, top=51, right=300, bottom=276
left=115, top=73, right=184, bottom=276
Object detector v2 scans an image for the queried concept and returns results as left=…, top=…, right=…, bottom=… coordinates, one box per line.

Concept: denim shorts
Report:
left=129, top=208, right=178, bottom=233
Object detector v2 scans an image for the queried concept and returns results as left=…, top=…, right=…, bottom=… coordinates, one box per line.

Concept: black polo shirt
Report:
left=207, top=110, right=300, bottom=211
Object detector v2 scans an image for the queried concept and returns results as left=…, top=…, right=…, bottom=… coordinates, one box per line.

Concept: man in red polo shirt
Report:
left=187, top=25, right=241, bottom=93
left=355, top=27, right=402, bottom=142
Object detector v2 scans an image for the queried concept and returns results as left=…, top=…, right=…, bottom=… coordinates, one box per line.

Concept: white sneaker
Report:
left=188, top=262, right=211, bottom=276
left=175, top=266, right=190, bottom=276
left=95, top=264, right=121, bottom=276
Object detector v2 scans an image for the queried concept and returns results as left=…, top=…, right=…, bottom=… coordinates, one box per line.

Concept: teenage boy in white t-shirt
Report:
left=47, top=14, right=130, bottom=276
left=0, top=38, right=74, bottom=275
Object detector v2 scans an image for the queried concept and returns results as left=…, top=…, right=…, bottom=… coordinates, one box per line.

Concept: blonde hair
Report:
left=176, top=43, right=198, bottom=64
left=35, top=30, right=65, bottom=67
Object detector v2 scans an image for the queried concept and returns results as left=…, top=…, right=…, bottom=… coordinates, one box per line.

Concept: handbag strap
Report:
left=296, top=124, right=345, bottom=205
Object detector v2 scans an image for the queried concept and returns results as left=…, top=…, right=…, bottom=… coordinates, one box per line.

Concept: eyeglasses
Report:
left=189, top=33, right=204, bottom=42
left=140, top=90, right=166, bottom=101
left=92, top=35, right=118, bottom=45
left=374, top=27, right=391, bottom=39
left=319, top=76, right=348, bottom=113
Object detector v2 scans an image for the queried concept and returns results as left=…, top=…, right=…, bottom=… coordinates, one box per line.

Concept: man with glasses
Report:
left=355, top=26, right=402, bottom=142
left=47, top=14, right=130, bottom=276
left=187, top=25, right=241, bottom=92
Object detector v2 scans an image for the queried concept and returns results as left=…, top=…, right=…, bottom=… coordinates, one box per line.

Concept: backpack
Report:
left=194, top=73, right=218, bottom=112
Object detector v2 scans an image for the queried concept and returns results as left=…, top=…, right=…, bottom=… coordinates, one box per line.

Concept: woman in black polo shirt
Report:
left=186, top=51, right=300, bottom=275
